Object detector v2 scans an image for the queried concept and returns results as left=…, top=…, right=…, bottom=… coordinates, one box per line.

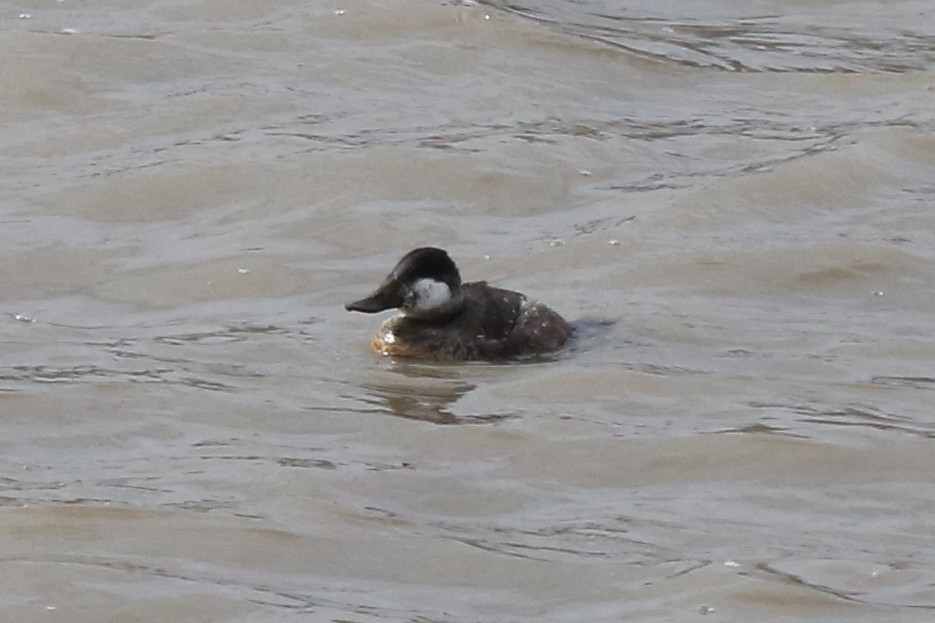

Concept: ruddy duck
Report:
left=345, top=247, right=572, bottom=361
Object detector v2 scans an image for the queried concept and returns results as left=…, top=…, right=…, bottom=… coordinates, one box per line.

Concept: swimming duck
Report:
left=345, top=247, right=572, bottom=361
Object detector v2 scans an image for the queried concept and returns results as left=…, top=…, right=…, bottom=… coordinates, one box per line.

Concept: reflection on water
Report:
left=355, top=360, right=496, bottom=424
left=358, top=378, right=482, bottom=424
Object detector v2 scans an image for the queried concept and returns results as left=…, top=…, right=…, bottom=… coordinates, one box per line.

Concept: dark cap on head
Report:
left=345, top=247, right=461, bottom=314
left=388, top=247, right=459, bottom=285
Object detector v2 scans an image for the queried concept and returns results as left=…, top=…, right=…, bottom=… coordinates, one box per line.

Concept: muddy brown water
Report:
left=2, top=0, right=935, bottom=621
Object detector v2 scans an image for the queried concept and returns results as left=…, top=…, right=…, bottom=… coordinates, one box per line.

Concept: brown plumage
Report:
left=346, top=248, right=572, bottom=361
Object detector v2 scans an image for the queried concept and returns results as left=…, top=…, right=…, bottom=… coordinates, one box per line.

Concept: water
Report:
left=2, top=0, right=935, bottom=620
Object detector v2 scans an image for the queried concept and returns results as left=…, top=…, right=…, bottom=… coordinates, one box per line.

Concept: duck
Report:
left=345, top=247, right=572, bottom=361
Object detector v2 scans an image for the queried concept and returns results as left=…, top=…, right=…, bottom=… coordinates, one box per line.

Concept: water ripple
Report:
left=485, top=0, right=935, bottom=73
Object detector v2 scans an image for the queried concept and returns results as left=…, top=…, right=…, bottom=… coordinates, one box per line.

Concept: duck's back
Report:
left=372, top=282, right=571, bottom=361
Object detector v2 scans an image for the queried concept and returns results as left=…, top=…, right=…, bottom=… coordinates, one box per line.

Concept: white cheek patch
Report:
left=411, top=278, right=451, bottom=312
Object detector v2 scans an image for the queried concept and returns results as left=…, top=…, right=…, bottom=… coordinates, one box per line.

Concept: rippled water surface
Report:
left=2, top=0, right=935, bottom=621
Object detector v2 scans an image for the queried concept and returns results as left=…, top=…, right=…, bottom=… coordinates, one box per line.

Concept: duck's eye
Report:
left=402, top=287, right=418, bottom=307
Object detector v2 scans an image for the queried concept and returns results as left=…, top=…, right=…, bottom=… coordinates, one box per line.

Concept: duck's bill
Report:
left=345, top=283, right=403, bottom=313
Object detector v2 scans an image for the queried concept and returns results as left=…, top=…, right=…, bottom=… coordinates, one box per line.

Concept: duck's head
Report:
left=345, top=247, right=464, bottom=320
